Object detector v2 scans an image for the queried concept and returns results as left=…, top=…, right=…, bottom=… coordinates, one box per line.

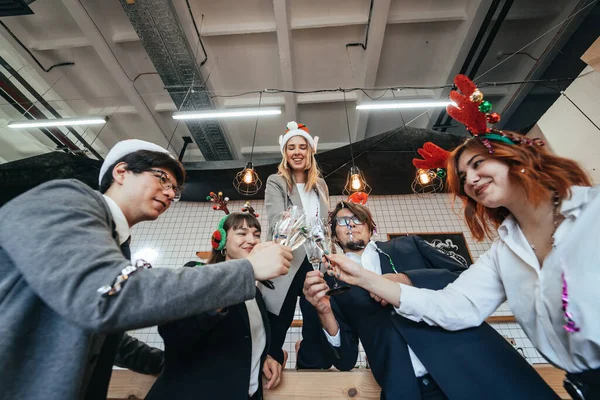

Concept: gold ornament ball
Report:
left=469, top=90, right=483, bottom=103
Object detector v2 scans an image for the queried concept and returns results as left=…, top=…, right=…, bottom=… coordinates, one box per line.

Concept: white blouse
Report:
left=245, top=298, right=266, bottom=396
left=296, top=183, right=319, bottom=223
left=397, top=186, right=600, bottom=373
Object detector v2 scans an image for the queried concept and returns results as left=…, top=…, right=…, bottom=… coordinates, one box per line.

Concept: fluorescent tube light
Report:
left=7, top=116, right=107, bottom=129
left=173, top=107, right=281, bottom=120
left=356, top=101, right=453, bottom=110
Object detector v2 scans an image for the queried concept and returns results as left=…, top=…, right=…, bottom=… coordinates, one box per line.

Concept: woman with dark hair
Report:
left=327, top=114, right=600, bottom=397
left=146, top=213, right=284, bottom=400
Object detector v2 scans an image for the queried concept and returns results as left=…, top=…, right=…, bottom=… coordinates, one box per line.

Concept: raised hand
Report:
left=247, top=242, right=293, bottom=281
left=324, top=253, right=364, bottom=287
left=302, top=270, right=332, bottom=314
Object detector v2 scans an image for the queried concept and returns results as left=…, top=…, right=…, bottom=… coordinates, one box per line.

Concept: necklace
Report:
left=375, top=246, right=399, bottom=274
left=529, top=190, right=561, bottom=252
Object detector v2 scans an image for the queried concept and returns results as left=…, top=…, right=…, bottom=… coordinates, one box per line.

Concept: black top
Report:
left=146, top=288, right=271, bottom=400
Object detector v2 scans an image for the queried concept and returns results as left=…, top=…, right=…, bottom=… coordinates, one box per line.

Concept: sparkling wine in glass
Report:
left=309, top=218, right=350, bottom=296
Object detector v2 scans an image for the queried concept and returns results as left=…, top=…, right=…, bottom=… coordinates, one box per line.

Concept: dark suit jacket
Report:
left=325, top=235, right=558, bottom=400
left=146, top=288, right=271, bottom=400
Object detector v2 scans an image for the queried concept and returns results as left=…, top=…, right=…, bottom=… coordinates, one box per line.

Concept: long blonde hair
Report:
left=277, top=136, right=321, bottom=192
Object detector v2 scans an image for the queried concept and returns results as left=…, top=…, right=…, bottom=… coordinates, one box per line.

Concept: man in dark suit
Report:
left=303, top=200, right=558, bottom=400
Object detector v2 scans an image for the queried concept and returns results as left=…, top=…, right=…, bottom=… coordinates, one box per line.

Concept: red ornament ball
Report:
left=487, top=112, right=501, bottom=124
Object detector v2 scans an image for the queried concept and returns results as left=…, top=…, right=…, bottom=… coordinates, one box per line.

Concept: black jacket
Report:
left=324, top=236, right=559, bottom=400
left=146, top=288, right=271, bottom=400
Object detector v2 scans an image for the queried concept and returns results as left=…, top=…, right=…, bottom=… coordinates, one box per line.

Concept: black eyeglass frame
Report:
left=148, top=168, right=182, bottom=201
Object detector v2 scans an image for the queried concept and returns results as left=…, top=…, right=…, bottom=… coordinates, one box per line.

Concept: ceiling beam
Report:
left=29, top=37, right=90, bottom=51
left=199, top=9, right=466, bottom=37
left=111, top=30, right=140, bottom=43
left=28, top=31, right=140, bottom=52
left=24, top=6, right=557, bottom=53
left=61, top=0, right=175, bottom=152
left=88, top=105, right=138, bottom=115
left=352, top=0, right=392, bottom=142
left=273, top=0, right=297, bottom=123
left=387, top=10, right=466, bottom=24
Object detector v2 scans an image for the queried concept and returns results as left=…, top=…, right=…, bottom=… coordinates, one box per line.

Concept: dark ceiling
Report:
left=503, top=0, right=600, bottom=131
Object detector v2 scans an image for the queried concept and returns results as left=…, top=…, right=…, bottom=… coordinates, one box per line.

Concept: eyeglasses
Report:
left=148, top=169, right=182, bottom=202
left=335, top=215, right=364, bottom=227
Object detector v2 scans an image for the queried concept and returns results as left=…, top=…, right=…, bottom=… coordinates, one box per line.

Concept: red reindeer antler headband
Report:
left=414, top=74, right=545, bottom=169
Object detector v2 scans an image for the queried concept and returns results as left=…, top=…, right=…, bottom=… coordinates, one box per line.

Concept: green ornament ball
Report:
left=436, top=169, right=447, bottom=178
left=478, top=101, right=492, bottom=113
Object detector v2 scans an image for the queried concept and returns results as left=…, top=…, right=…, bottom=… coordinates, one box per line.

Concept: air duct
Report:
left=120, top=0, right=234, bottom=160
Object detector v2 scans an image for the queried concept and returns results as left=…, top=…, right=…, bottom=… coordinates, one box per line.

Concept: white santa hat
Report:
left=98, top=139, right=175, bottom=186
left=279, top=121, right=319, bottom=154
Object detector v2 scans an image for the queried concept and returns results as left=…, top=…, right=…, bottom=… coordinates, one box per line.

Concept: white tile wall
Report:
left=126, top=193, right=544, bottom=369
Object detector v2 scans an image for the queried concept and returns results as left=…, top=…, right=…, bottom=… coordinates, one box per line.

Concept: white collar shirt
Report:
left=398, top=186, right=600, bottom=373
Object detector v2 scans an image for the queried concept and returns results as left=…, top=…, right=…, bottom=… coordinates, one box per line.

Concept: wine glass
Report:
left=262, top=207, right=309, bottom=290
left=304, top=237, right=323, bottom=272
left=307, top=218, right=350, bottom=296
left=272, top=206, right=308, bottom=251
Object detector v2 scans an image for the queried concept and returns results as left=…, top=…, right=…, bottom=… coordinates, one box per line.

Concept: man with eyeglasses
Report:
left=303, top=200, right=558, bottom=400
left=0, top=139, right=293, bottom=400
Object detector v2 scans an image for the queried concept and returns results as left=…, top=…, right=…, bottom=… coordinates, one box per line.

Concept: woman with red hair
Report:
left=327, top=132, right=600, bottom=398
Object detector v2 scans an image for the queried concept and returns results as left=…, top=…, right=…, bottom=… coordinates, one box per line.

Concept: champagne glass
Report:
left=273, top=206, right=308, bottom=251
left=308, top=218, right=350, bottom=296
left=304, top=237, right=323, bottom=271
left=263, top=207, right=309, bottom=290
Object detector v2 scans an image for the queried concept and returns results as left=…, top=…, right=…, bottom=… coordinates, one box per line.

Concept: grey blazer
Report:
left=0, top=179, right=257, bottom=400
left=259, top=174, right=330, bottom=315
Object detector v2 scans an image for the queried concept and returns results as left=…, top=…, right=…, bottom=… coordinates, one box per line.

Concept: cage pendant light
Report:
left=341, top=90, right=371, bottom=196
left=233, top=92, right=263, bottom=195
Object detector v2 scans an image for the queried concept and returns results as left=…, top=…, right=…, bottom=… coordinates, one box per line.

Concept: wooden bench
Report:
left=107, top=364, right=568, bottom=399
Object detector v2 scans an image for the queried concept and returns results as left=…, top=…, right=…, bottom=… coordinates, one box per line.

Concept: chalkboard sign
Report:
left=388, top=232, right=473, bottom=268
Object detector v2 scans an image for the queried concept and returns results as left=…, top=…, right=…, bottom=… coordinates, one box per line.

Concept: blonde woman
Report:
left=259, top=121, right=331, bottom=369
